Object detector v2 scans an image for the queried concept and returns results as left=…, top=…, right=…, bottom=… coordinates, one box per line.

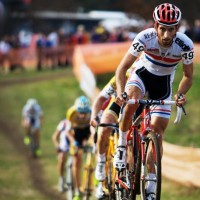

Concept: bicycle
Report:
left=115, top=99, right=184, bottom=200
left=65, top=144, right=96, bottom=200
left=25, top=126, right=40, bottom=158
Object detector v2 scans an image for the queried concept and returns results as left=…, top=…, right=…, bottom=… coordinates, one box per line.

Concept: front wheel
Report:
left=66, top=157, right=73, bottom=200
left=140, top=132, right=161, bottom=200
left=113, top=170, right=129, bottom=200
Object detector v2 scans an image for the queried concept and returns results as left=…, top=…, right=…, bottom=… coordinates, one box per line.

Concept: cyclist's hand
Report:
left=174, top=93, right=186, bottom=107
left=115, top=92, right=129, bottom=106
left=90, top=116, right=99, bottom=127
left=56, top=146, right=62, bottom=153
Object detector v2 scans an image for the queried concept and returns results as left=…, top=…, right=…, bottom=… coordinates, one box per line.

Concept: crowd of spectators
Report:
left=0, top=19, right=200, bottom=73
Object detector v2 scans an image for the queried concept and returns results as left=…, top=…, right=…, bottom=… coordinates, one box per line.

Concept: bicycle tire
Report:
left=82, top=167, right=93, bottom=200
left=66, top=157, right=73, bottom=200
left=133, top=128, right=141, bottom=196
left=140, top=132, right=161, bottom=200
left=134, top=149, right=141, bottom=196
left=106, top=135, right=117, bottom=199
left=82, top=148, right=95, bottom=200
left=126, top=142, right=136, bottom=200
left=113, top=170, right=129, bottom=200
left=29, top=134, right=37, bottom=158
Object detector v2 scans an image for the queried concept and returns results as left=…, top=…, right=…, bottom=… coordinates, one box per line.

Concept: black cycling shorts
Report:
left=73, top=126, right=91, bottom=147
left=136, top=66, right=171, bottom=100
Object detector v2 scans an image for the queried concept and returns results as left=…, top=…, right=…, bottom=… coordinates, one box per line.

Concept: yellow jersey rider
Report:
left=66, top=95, right=91, bottom=200
left=90, top=67, right=133, bottom=198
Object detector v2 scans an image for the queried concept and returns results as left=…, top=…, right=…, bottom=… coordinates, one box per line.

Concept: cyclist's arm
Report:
left=115, top=52, right=137, bottom=101
left=90, top=95, right=107, bottom=127
left=52, top=129, right=60, bottom=150
left=66, top=128, right=75, bottom=144
left=21, top=108, right=29, bottom=127
left=175, top=62, right=193, bottom=105
left=90, top=78, right=115, bottom=126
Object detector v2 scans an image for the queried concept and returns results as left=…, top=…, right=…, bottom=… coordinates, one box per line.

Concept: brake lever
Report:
left=178, top=93, right=187, bottom=115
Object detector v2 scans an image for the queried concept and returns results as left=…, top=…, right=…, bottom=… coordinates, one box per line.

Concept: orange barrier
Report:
left=72, top=42, right=200, bottom=77
left=72, top=42, right=131, bottom=75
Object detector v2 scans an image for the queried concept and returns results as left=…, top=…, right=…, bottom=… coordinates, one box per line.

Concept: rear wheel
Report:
left=140, top=132, right=161, bottom=200
left=82, top=150, right=95, bottom=200
left=82, top=167, right=93, bottom=200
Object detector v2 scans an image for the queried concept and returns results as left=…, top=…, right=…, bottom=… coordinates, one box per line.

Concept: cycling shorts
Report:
left=104, top=101, right=121, bottom=122
left=126, top=66, right=172, bottom=119
left=73, top=126, right=91, bottom=147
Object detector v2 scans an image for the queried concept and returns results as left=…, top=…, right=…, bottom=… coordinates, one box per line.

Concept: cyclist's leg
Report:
left=32, top=128, right=42, bottom=156
left=145, top=116, right=169, bottom=198
left=72, top=148, right=83, bottom=197
left=57, top=151, right=67, bottom=192
left=114, top=85, right=142, bottom=169
left=96, top=110, right=117, bottom=180
left=22, top=117, right=31, bottom=145
left=95, top=110, right=118, bottom=199
left=72, top=127, right=90, bottom=199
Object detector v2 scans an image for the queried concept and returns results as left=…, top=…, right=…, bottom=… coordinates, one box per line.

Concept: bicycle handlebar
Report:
left=98, top=123, right=119, bottom=129
left=118, top=99, right=186, bottom=124
left=94, top=123, right=119, bottom=147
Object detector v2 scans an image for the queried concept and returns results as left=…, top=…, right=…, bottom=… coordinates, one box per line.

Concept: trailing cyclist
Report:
left=66, top=95, right=92, bottom=200
left=114, top=3, right=194, bottom=199
left=90, top=68, right=133, bottom=198
left=21, top=98, right=43, bottom=157
left=52, top=118, right=71, bottom=192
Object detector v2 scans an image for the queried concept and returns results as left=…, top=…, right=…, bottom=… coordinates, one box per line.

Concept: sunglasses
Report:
left=78, top=111, right=87, bottom=114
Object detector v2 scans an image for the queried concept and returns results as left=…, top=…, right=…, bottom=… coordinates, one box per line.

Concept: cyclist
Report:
left=52, top=118, right=71, bottom=192
left=21, top=98, right=43, bottom=156
left=90, top=68, right=133, bottom=198
left=114, top=3, right=194, bottom=199
left=66, top=95, right=91, bottom=200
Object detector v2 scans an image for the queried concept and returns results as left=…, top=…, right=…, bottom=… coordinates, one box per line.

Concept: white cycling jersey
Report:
left=126, top=28, right=194, bottom=119
left=22, top=103, right=43, bottom=129
left=57, top=119, right=71, bottom=152
left=128, top=28, right=194, bottom=76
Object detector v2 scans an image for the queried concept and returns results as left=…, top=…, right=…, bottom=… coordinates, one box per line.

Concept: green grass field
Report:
left=0, top=66, right=200, bottom=200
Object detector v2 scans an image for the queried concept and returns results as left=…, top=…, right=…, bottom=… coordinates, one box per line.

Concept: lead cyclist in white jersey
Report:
left=113, top=3, right=194, bottom=199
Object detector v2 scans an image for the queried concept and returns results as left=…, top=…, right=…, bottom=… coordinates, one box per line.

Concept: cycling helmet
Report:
left=75, top=96, right=90, bottom=113
left=27, top=98, right=38, bottom=108
left=153, top=3, right=181, bottom=26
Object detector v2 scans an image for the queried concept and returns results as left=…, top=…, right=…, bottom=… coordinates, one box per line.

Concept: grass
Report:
left=0, top=65, right=200, bottom=200
left=164, top=63, right=200, bottom=147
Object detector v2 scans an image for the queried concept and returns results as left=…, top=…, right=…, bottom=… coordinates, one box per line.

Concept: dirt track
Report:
left=0, top=73, right=67, bottom=200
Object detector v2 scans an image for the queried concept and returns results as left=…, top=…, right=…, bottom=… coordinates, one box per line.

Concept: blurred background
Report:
left=1, top=1, right=200, bottom=200
left=0, top=0, right=200, bottom=36
left=0, top=0, right=200, bottom=72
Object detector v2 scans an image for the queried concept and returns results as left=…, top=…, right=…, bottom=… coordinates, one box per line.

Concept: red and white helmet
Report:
left=153, top=3, right=181, bottom=26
